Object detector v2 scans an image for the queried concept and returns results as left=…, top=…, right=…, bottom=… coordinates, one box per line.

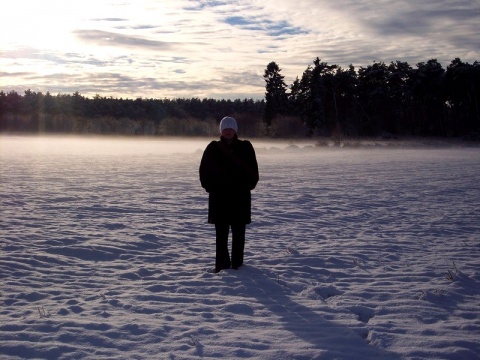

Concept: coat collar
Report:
left=220, top=133, right=239, bottom=145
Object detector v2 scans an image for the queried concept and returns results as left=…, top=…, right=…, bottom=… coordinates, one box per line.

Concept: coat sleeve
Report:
left=244, top=141, right=259, bottom=190
left=199, top=141, right=216, bottom=193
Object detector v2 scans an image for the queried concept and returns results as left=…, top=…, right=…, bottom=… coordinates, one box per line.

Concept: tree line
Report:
left=265, top=57, right=479, bottom=138
left=1, top=57, right=478, bottom=138
left=0, top=91, right=264, bottom=136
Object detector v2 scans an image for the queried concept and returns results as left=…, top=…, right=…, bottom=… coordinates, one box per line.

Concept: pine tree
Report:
left=263, top=61, right=288, bottom=134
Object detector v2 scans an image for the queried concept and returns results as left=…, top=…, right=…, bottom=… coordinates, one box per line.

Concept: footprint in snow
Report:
left=287, top=247, right=300, bottom=255
left=348, top=305, right=375, bottom=323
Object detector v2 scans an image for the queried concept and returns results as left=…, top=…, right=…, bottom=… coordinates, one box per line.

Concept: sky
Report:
left=1, top=0, right=479, bottom=100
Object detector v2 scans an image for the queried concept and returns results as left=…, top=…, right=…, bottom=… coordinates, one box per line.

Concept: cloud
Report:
left=73, top=30, right=175, bottom=50
left=183, top=0, right=231, bottom=11
left=92, top=18, right=128, bottom=22
left=0, top=71, right=33, bottom=78
left=359, top=1, right=480, bottom=38
left=265, top=0, right=480, bottom=69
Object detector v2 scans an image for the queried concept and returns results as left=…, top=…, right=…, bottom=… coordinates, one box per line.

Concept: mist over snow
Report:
left=1, top=135, right=479, bottom=359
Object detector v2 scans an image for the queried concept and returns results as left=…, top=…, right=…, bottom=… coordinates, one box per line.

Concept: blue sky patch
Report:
left=225, top=16, right=308, bottom=37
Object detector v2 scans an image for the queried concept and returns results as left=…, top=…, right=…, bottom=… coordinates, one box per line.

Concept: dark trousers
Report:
left=215, top=223, right=246, bottom=272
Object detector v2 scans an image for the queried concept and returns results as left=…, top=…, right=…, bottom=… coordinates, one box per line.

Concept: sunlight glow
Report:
left=2, top=2, right=78, bottom=49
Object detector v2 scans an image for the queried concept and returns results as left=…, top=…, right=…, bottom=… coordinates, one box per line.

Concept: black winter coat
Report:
left=199, top=136, right=259, bottom=224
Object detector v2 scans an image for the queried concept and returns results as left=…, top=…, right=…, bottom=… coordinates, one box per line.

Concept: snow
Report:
left=1, top=135, right=479, bottom=360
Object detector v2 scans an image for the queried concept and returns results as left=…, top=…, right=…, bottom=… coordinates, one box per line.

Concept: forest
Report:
left=1, top=57, right=479, bottom=139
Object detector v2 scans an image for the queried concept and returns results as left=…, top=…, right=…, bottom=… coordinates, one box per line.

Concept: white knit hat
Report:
left=219, top=116, right=238, bottom=133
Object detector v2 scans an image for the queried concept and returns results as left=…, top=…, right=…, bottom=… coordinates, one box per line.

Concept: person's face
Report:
left=221, top=128, right=236, bottom=140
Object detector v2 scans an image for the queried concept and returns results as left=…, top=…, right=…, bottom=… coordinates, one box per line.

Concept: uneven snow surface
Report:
left=1, top=136, right=479, bottom=359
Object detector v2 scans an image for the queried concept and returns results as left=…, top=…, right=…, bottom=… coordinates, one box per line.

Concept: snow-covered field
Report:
left=1, top=135, right=479, bottom=360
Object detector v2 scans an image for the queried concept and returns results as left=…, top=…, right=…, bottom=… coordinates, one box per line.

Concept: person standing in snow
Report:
left=199, top=116, right=259, bottom=273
